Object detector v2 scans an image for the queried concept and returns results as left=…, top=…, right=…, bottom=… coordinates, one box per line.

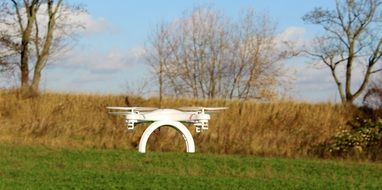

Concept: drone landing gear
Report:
left=138, top=121, right=195, bottom=153
left=126, top=120, right=137, bottom=132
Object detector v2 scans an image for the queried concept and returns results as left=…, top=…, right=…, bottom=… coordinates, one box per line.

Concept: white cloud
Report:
left=55, top=46, right=145, bottom=73
left=0, top=3, right=113, bottom=41
left=276, top=26, right=307, bottom=51
left=288, top=63, right=337, bottom=102
left=41, top=46, right=149, bottom=93
left=65, top=11, right=112, bottom=35
left=278, top=26, right=306, bottom=41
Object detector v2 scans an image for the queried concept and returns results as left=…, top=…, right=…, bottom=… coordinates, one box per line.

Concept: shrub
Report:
left=326, top=117, right=382, bottom=160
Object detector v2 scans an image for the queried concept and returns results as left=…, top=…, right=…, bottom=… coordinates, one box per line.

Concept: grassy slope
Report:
left=0, top=144, right=381, bottom=190
left=0, top=91, right=353, bottom=158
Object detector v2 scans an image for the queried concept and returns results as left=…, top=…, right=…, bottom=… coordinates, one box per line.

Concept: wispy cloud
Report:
left=51, top=46, right=145, bottom=73
left=276, top=26, right=309, bottom=53
left=43, top=46, right=148, bottom=93
left=69, top=11, right=114, bottom=35
left=277, top=27, right=306, bottom=43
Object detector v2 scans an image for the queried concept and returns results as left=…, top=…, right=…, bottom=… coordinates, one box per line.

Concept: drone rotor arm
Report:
left=107, top=107, right=158, bottom=112
left=108, top=111, right=131, bottom=115
left=178, top=107, right=228, bottom=112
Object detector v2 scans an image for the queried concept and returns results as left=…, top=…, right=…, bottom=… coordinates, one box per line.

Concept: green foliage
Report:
left=327, top=118, right=382, bottom=159
left=0, top=144, right=381, bottom=189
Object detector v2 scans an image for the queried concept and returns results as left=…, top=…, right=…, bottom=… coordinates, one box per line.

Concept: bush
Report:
left=326, top=117, right=382, bottom=160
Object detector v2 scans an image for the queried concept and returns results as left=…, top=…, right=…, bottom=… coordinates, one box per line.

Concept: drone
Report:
left=107, top=106, right=227, bottom=153
left=107, top=107, right=227, bottom=132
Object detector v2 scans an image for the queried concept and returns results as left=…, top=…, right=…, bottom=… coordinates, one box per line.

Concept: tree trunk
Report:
left=345, top=56, right=353, bottom=102
left=159, top=60, right=163, bottom=108
left=30, top=0, right=58, bottom=93
left=20, top=56, right=29, bottom=88
left=19, top=3, right=38, bottom=88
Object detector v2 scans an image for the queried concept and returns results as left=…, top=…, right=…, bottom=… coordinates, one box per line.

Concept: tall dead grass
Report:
left=0, top=90, right=354, bottom=158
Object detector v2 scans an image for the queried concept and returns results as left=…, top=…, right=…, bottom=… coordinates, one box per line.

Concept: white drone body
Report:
left=107, top=106, right=227, bottom=153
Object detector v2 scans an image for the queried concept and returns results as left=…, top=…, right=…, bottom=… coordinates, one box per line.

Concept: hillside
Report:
left=0, top=90, right=354, bottom=159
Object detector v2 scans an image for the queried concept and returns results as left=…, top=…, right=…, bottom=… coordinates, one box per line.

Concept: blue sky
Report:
left=69, top=0, right=333, bottom=49
left=35, top=0, right=352, bottom=102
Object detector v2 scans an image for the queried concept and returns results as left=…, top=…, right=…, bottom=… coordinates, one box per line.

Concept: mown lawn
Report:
left=0, top=144, right=381, bottom=189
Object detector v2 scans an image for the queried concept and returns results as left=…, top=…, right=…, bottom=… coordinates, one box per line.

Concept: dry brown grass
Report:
left=0, top=89, right=354, bottom=158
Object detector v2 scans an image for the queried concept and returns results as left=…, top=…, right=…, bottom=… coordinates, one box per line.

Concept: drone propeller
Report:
left=178, top=107, right=228, bottom=112
left=107, top=107, right=158, bottom=112
left=108, top=111, right=131, bottom=115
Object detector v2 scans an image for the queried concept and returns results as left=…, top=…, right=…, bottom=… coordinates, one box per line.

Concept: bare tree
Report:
left=147, top=7, right=294, bottom=100
left=146, top=24, right=172, bottom=104
left=303, top=0, right=382, bottom=104
left=226, top=10, right=294, bottom=100
left=0, top=0, right=84, bottom=94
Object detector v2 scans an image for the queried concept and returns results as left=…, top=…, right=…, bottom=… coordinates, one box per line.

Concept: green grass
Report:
left=0, top=144, right=381, bottom=189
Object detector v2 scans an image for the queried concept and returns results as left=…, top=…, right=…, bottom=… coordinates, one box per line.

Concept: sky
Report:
left=3, top=0, right=362, bottom=102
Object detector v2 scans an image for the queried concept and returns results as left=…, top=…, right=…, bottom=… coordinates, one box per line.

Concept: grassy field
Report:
left=0, top=143, right=381, bottom=189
